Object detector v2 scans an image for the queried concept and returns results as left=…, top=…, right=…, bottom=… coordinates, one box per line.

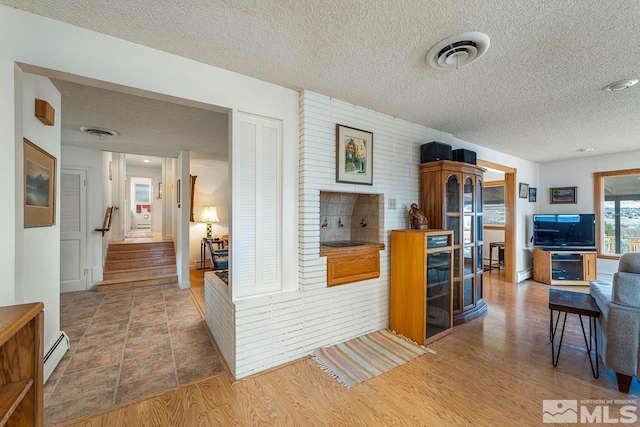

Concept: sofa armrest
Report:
left=613, top=272, right=640, bottom=309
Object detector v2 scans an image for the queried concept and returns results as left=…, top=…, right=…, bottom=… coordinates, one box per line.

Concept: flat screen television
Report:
left=533, top=214, right=596, bottom=248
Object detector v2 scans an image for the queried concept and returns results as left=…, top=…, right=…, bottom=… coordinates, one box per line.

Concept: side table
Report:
left=549, top=288, right=601, bottom=378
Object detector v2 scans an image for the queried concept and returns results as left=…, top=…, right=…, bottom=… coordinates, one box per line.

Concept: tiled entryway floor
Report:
left=44, top=285, right=225, bottom=426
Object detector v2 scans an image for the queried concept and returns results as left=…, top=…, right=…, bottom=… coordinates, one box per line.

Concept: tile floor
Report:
left=44, top=284, right=225, bottom=426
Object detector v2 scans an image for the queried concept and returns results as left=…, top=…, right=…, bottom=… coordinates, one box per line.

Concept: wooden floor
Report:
left=61, top=272, right=639, bottom=426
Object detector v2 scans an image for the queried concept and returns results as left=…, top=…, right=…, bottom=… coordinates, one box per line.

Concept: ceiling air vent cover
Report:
left=80, top=126, right=119, bottom=137
left=426, top=32, right=490, bottom=70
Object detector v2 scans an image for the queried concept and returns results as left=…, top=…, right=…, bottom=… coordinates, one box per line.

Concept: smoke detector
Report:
left=602, top=79, right=638, bottom=92
left=80, top=126, right=119, bottom=137
left=426, top=32, right=490, bottom=70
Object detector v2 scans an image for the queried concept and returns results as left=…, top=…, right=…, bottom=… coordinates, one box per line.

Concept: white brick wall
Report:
left=216, top=90, right=456, bottom=379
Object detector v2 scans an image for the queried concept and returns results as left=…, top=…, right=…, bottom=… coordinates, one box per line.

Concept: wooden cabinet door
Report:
left=583, top=253, right=597, bottom=281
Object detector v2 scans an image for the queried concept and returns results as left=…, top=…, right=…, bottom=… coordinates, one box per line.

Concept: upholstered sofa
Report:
left=590, top=253, right=640, bottom=393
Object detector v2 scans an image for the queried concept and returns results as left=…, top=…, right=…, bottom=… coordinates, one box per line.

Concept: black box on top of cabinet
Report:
left=420, top=141, right=452, bottom=163
left=452, top=148, right=477, bottom=165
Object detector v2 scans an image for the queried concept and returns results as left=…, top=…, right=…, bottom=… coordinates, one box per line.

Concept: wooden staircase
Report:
left=97, top=241, right=178, bottom=292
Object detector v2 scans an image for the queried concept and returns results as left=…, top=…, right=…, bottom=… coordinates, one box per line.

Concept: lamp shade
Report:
left=199, top=206, right=220, bottom=224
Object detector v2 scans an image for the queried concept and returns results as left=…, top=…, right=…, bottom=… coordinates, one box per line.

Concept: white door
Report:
left=60, top=169, right=88, bottom=292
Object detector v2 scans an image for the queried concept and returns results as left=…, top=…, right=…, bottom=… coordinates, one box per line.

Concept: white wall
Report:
left=61, top=145, right=104, bottom=286
left=539, top=150, right=640, bottom=278
left=175, top=151, right=191, bottom=288
left=127, top=166, right=162, bottom=231
left=189, top=159, right=229, bottom=267
left=20, top=73, right=62, bottom=354
left=220, top=91, right=541, bottom=379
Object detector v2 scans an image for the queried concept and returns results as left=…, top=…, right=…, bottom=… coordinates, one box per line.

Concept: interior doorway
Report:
left=123, top=154, right=164, bottom=240
left=478, top=159, right=517, bottom=283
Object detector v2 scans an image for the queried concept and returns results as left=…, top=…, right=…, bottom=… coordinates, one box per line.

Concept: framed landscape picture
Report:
left=551, top=186, right=577, bottom=204
left=24, top=138, right=56, bottom=227
left=336, top=124, right=373, bottom=185
left=519, top=182, right=529, bottom=199
left=529, top=187, right=537, bottom=202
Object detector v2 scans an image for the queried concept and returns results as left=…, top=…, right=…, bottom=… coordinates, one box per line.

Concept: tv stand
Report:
left=533, top=248, right=597, bottom=285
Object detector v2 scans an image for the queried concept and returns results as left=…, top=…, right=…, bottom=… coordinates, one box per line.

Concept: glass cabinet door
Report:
left=463, top=177, right=473, bottom=213
left=446, top=175, right=460, bottom=213
left=463, top=215, right=473, bottom=244
left=426, top=249, right=452, bottom=340
left=476, top=179, right=483, bottom=213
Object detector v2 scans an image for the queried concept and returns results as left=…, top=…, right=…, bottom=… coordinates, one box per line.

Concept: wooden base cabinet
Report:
left=420, top=160, right=487, bottom=325
left=533, top=248, right=597, bottom=285
left=0, top=303, right=44, bottom=427
left=390, top=230, right=454, bottom=344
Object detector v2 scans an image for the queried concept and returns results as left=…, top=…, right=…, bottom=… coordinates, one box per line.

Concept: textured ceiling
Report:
left=6, top=0, right=640, bottom=162
left=51, top=79, right=228, bottom=160
left=125, top=154, right=162, bottom=169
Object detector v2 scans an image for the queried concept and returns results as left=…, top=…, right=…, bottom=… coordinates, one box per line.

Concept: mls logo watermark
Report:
left=543, top=400, right=578, bottom=423
left=543, top=399, right=638, bottom=424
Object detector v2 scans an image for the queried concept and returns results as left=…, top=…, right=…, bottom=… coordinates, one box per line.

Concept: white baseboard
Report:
left=44, top=331, right=69, bottom=383
left=517, top=268, right=532, bottom=283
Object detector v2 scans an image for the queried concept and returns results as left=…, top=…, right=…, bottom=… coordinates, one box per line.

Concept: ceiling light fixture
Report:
left=426, top=32, right=490, bottom=71
left=80, top=126, right=119, bottom=137
left=602, top=79, right=638, bottom=92
left=143, top=159, right=150, bottom=163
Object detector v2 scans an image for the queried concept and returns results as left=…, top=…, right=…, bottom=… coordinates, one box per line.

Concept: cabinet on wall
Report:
left=533, top=248, right=597, bottom=285
left=0, top=303, right=44, bottom=426
left=390, top=230, right=453, bottom=344
left=420, top=160, right=487, bottom=325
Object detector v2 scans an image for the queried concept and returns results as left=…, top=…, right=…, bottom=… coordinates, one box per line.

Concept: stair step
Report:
left=103, top=265, right=177, bottom=280
left=106, top=249, right=175, bottom=260
left=97, top=274, right=178, bottom=292
left=108, top=241, right=174, bottom=252
left=105, top=256, right=176, bottom=271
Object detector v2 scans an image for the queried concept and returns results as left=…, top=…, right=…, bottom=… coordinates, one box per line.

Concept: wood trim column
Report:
left=504, top=173, right=516, bottom=283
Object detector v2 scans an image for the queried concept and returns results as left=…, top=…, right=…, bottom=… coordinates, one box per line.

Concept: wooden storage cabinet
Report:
left=0, top=303, right=44, bottom=427
left=533, top=248, right=597, bottom=285
left=420, top=160, right=487, bottom=325
left=390, top=230, right=454, bottom=344
left=320, top=243, right=385, bottom=287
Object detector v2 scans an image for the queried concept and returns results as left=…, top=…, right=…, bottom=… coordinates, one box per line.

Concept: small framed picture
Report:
left=528, top=187, right=537, bottom=202
left=336, top=124, right=373, bottom=185
left=177, top=179, right=181, bottom=208
left=24, top=138, right=57, bottom=227
left=551, top=186, right=577, bottom=204
left=519, top=182, right=529, bottom=199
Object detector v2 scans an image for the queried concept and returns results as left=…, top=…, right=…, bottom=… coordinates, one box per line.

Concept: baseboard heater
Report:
left=44, top=331, right=70, bottom=383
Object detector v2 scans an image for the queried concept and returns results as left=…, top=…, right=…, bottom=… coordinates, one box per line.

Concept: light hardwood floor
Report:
left=61, top=272, right=639, bottom=426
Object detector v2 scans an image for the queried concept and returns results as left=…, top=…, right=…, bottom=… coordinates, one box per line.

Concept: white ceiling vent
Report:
left=426, top=32, right=490, bottom=70
left=80, top=126, right=119, bottom=137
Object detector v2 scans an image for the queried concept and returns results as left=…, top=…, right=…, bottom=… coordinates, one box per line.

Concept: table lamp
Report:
left=199, top=205, right=219, bottom=239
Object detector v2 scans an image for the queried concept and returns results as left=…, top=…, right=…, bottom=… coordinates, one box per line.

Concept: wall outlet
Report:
left=388, top=198, right=396, bottom=210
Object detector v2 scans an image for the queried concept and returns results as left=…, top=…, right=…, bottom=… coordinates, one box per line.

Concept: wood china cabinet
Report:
left=420, top=160, right=487, bottom=325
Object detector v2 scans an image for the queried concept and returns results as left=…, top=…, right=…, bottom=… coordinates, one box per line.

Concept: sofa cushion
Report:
left=590, top=280, right=612, bottom=319
left=619, top=253, right=640, bottom=274
left=612, top=272, right=640, bottom=309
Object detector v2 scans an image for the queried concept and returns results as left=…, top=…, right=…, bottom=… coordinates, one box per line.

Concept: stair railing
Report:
left=95, top=206, right=117, bottom=236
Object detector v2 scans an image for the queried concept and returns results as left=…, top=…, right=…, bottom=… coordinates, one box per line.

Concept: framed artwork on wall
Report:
left=336, top=124, right=373, bottom=185
left=24, top=138, right=57, bottom=227
left=177, top=179, right=181, bottom=208
left=518, top=182, right=529, bottom=199
left=551, top=186, right=577, bottom=204
left=529, top=187, right=537, bottom=202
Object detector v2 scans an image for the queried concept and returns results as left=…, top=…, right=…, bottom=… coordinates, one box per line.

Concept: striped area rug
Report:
left=311, top=329, right=434, bottom=388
